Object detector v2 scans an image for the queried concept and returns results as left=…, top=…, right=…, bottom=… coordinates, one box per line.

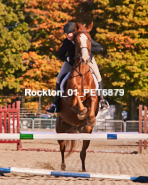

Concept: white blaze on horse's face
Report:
left=80, top=33, right=90, bottom=65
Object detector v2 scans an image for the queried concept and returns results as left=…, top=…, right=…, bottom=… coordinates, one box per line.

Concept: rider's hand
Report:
left=67, top=56, right=75, bottom=65
left=67, top=57, right=70, bottom=62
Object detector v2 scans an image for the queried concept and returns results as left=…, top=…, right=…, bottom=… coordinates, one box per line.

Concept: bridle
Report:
left=72, top=31, right=92, bottom=94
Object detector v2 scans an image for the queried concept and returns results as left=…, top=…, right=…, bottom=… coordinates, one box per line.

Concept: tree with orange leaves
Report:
left=21, top=0, right=76, bottom=107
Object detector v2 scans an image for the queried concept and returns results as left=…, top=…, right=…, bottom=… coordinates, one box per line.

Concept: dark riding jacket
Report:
left=58, top=38, right=103, bottom=65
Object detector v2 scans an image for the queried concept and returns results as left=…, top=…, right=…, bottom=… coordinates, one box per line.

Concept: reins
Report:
left=72, top=63, right=90, bottom=93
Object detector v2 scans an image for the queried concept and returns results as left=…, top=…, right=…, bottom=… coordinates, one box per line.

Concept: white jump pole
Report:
left=0, top=133, right=147, bottom=141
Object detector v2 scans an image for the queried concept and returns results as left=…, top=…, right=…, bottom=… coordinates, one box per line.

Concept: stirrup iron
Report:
left=99, top=100, right=110, bottom=111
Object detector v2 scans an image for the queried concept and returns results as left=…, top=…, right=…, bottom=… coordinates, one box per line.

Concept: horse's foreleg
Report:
left=58, top=140, right=66, bottom=170
left=68, top=94, right=77, bottom=107
left=76, top=95, right=88, bottom=120
left=80, top=140, right=90, bottom=172
left=87, top=96, right=97, bottom=126
left=67, top=91, right=88, bottom=120
left=77, top=95, right=85, bottom=111
left=89, top=97, right=96, bottom=117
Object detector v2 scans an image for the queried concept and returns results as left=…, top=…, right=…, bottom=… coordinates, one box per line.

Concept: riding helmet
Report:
left=63, top=22, right=75, bottom=33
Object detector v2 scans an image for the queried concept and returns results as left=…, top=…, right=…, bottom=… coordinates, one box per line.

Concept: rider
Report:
left=47, top=22, right=109, bottom=113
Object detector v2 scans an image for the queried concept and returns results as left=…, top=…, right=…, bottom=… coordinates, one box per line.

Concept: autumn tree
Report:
left=71, top=0, right=148, bottom=118
left=89, top=0, right=148, bottom=118
left=20, top=0, right=76, bottom=108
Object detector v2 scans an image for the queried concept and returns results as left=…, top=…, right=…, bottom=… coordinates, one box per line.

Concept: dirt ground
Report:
left=0, top=138, right=148, bottom=185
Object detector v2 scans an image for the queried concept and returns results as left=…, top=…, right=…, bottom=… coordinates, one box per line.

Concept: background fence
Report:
left=19, top=118, right=148, bottom=133
left=20, top=118, right=56, bottom=131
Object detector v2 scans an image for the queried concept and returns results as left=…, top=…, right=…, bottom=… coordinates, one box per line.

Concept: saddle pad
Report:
left=60, top=72, right=98, bottom=93
left=92, top=73, right=99, bottom=89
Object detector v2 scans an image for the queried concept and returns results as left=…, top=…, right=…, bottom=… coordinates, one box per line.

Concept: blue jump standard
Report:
left=0, top=167, right=148, bottom=182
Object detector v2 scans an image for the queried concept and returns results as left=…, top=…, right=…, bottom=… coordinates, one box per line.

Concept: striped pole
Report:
left=0, top=133, right=147, bottom=141
left=0, top=167, right=147, bottom=182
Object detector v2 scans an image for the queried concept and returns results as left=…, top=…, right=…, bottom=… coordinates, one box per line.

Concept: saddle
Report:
left=60, top=71, right=99, bottom=94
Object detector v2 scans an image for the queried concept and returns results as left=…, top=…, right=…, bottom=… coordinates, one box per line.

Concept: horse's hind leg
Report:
left=80, top=140, right=90, bottom=172
left=56, top=115, right=72, bottom=171
left=58, top=140, right=66, bottom=170
left=78, top=125, right=93, bottom=172
left=56, top=115, right=66, bottom=170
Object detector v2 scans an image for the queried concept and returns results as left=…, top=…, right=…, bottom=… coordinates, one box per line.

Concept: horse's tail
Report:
left=65, top=128, right=78, bottom=158
left=65, top=140, right=77, bottom=158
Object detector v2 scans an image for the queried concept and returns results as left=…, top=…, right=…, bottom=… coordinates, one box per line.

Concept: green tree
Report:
left=90, top=0, right=148, bottom=115
left=0, top=0, right=31, bottom=95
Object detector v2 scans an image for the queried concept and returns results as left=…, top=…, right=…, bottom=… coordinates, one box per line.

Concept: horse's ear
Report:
left=83, top=23, right=86, bottom=27
left=75, top=22, right=79, bottom=32
left=87, top=21, right=93, bottom=32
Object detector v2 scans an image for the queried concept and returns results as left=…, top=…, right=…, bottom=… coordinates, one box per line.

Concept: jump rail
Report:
left=0, top=133, right=148, bottom=141
left=0, top=103, right=147, bottom=154
left=0, top=167, right=148, bottom=182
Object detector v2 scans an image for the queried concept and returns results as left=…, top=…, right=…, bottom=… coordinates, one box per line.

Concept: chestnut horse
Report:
left=56, top=22, right=99, bottom=172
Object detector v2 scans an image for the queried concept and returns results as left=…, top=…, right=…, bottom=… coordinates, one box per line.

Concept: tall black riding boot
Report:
left=46, top=83, right=61, bottom=113
left=98, top=80, right=109, bottom=110
left=98, top=80, right=104, bottom=100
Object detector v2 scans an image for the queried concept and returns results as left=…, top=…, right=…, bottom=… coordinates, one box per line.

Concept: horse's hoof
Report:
left=77, top=107, right=88, bottom=120
left=61, top=164, right=66, bottom=171
left=82, top=169, right=86, bottom=172
left=86, top=116, right=96, bottom=126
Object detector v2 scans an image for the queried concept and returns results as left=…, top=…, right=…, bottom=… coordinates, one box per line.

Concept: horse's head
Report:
left=75, top=22, right=93, bottom=65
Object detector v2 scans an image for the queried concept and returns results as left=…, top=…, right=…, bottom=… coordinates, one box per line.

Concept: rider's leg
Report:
left=47, top=62, right=72, bottom=113
left=89, top=57, right=109, bottom=110
left=89, top=57, right=103, bottom=98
